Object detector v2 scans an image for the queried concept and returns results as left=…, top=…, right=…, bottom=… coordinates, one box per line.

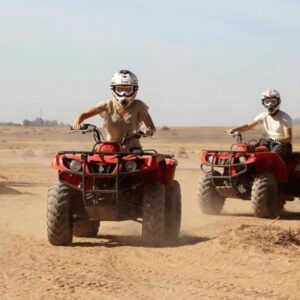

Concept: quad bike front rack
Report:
left=201, top=150, right=248, bottom=187
left=58, top=149, right=173, bottom=207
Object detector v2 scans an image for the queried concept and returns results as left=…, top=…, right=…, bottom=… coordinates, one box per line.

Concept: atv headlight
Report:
left=98, top=164, right=105, bottom=173
left=125, top=161, right=137, bottom=172
left=238, top=156, right=247, bottom=163
left=70, top=160, right=82, bottom=172
left=207, top=155, right=214, bottom=164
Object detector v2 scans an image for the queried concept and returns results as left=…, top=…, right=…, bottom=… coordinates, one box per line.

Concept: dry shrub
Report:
left=23, top=149, right=35, bottom=157
left=275, top=229, right=300, bottom=246
left=219, top=224, right=300, bottom=252
left=12, top=145, right=21, bottom=149
left=43, top=151, right=55, bottom=158
left=178, top=147, right=188, bottom=158
left=161, top=126, right=170, bottom=130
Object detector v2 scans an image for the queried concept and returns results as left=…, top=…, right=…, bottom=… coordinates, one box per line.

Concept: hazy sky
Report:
left=1, top=0, right=300, bottom=126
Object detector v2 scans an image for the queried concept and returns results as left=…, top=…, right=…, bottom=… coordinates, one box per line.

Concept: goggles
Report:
left=114, top=85, right=134, bottom=96
left=262, top=97, right=279, bottom=105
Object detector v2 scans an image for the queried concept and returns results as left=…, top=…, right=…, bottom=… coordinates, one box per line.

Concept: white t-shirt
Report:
left=254, top=110, right=293, bottom=139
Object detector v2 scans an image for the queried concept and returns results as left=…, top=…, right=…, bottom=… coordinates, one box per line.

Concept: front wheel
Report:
left=197, top=173, right=225, bottom=215
left=142, top=183, right=166, bottom=246
left=251, top=172, right=279, bottom=218
left=165, top=180, right=181, bottom=240
left=47, top=182, right=73, bottom=246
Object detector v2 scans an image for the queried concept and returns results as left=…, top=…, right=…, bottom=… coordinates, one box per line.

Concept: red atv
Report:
left=47, top=124, right=181, bottom=246
left=198, top=132, right=300, bottom=218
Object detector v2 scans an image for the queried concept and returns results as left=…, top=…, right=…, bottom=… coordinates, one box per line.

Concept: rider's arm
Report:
left=227, top=120, right=259, bottom=134
left=143, top=113, right=156, bottom=136
left=275, top=127, right=292, bottom=143
left=72, top=102, right=107, bottom=130
left=138, top=101, right=156, bottom=136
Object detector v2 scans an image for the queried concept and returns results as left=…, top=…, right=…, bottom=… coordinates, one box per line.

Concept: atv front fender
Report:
left=155, top=158, right=177, bottom=186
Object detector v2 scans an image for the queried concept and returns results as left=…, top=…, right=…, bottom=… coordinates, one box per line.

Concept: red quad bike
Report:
left=197, top=132, right=300, bottom=218
left=47, top=124, right=181, bottom=246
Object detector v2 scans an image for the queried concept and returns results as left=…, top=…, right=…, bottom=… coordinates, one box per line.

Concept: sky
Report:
left=1, top=0, right=300, bottom=126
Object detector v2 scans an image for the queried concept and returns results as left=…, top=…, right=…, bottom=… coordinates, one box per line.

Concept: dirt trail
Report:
left=1, top=126, right=300, bottom=299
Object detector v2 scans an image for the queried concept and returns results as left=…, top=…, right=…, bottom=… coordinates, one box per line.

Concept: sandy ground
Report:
left=1, top=125, right=300, bottom=299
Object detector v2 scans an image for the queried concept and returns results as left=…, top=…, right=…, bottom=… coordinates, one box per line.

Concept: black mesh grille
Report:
left=90, top=164, right=116, bottom=174
left=217, top=158, right=231, bottom=166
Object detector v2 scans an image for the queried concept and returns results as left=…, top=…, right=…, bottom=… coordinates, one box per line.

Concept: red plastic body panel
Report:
left=201, top=146, right=288, bottom=183
left=155, top=158, right=177, bottom=186
left=234, top=144, right=248, bottom=152
left=51, top=148, right=177, bottom=187
left=254, top=152, right=287, bottom=183
left=255, top=146, right=269, bottom=152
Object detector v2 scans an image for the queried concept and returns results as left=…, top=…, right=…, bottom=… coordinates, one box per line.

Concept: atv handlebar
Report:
left=69, top=123, right=98, bottom=133
left=223, top=131, right=276, bottom=150
left=69, top=124, right=149, bottom=145
left=224, top=131, right=242, bottom=144
left=69, top=124, right=103, bottom=142
left=121, top=130, right=148, bottom=144
left=223, top=131, right=241, bottom=137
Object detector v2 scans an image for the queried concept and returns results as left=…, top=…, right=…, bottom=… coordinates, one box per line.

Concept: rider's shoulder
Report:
left=255, top=111, right=268, bottom=121
left=94, top=100, right=113, bottom=112
left=96, top=99, right=111, bottom=106
left=278, top=110, right=292, bottom=118
left=277, top=110, right=293, bottom=125
left=133, top=99, right=149, bottom=110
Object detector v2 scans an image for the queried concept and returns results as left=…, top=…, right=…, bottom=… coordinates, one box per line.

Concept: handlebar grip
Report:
left=80, top=123, right=90, bottom=130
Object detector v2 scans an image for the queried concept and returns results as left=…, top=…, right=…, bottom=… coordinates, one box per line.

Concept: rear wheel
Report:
left=73, top=220, right=100, bottom=237
left=251, top=172, right=279, bottom=218
left=142, top=183, right=166, bottom=246
left=47, top=182, right=73, bottom=246
left=165, top=180, right=181, bottom=240
left=197, top=173, right=225, bottom=215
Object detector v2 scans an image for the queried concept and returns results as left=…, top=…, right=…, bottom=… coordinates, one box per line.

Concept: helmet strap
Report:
left=270, top=109, right=280, bottom=116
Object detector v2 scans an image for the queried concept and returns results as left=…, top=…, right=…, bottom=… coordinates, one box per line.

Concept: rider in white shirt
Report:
left=226, top=89, right=293, bottom=160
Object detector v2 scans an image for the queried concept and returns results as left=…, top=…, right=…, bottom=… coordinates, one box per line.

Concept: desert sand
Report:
left=1, top=125, right=300, bottom=300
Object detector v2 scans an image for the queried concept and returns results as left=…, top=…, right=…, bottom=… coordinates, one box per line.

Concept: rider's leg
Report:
left=270, top=142, right=292, bottom=161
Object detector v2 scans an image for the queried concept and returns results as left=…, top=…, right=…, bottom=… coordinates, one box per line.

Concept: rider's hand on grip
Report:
left=131, top=130, right=144, bottom=138
left=71, top=121, right=81, bottom=131
left=224, top=129, right=239, bottom=136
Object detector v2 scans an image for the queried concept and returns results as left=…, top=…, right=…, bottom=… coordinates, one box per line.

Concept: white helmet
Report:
left=261, top=89, right=281, bottom=115
left=110, top=70, right=138, bottom=107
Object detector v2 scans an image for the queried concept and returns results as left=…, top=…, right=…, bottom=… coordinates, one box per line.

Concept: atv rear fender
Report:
left=254, top=152, right=287, bottom=183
